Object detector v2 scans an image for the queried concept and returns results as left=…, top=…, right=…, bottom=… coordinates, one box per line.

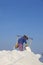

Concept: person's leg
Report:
left=18, top=43, right=23, bottom=51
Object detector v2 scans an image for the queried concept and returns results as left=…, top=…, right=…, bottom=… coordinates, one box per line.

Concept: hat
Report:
left=23, top=35, right=28, bottom=40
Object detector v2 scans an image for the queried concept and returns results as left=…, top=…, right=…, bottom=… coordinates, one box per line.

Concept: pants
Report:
left=18, top=43, right=23, bottom=51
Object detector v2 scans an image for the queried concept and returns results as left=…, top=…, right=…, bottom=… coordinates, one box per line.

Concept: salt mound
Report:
left=0, top=47, right=43, bottom=65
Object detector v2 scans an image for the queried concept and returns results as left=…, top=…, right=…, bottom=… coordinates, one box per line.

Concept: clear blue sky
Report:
left=0, top=0, right=43, bottom=53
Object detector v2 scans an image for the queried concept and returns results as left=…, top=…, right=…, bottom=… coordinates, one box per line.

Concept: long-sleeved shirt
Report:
left=18, top=37, right=27, bottom=45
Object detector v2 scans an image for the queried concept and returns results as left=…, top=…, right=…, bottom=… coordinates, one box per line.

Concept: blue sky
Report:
left=0, top=0, right=43, bottom=53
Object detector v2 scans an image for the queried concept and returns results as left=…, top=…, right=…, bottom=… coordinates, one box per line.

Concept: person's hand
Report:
left=25, top=43, right=28, bottom=47
left=15, top=43, right=19, bottom=48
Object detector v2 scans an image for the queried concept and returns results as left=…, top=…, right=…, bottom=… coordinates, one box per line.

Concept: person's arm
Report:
left=25, top=40, right=28, bottom=47
left=25, top=40, right=27, bottom=44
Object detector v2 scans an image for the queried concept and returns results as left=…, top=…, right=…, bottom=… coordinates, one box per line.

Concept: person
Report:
left=17, top=35, right=28, bottom=51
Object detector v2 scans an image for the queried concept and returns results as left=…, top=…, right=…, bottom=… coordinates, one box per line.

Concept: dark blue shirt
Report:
left=18, top=37, right=27, bottom=45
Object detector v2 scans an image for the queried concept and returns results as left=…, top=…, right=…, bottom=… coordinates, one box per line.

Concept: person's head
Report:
left=23, top=35, right=28, bottom=40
